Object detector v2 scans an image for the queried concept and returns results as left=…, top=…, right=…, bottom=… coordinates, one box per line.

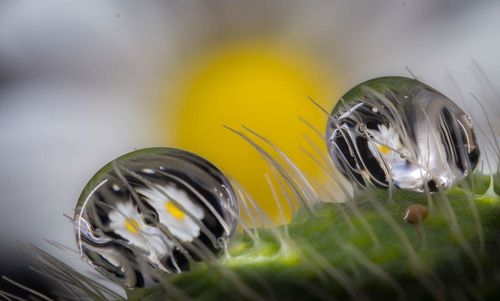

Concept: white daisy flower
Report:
left=367, top=124, right=405, bottom=162
left=367, top=124, right=434, bottom=190
left=366, top=124, right=411, bottom=185
left=107, top=201, right=170, bottom=256
left=136, top=185, right=205, bottom=243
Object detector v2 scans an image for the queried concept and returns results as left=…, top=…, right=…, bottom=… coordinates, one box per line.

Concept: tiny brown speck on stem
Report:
left=403, top=204, right=428, bottom=224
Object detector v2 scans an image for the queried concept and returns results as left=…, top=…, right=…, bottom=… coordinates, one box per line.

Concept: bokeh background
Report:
left=1, top=0, right=500, bottom=297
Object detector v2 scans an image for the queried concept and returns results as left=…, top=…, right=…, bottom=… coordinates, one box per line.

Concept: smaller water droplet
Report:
left=326, top=76, right=480, bottom=192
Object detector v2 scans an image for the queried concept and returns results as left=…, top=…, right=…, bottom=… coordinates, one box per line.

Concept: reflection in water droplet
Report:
left=326, top=76, right=480, bottom=192
left=74, top=148, right=239, bottom=288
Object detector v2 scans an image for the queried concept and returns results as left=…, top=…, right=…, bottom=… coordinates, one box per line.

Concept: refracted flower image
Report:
left=369, top=124, right=404, bottom=158
left=326, top=77, right=480, bottom=192
left=106, top=201, right=170, bottom=252
left=135, top=186, right=206, bottom=243
left=74, top=148, right=238, bottom=289
left=1, top=1, right=500, bottom=300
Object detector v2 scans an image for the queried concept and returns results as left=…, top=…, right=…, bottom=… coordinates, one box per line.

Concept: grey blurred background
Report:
left=1, top=0, right=499, bottom=297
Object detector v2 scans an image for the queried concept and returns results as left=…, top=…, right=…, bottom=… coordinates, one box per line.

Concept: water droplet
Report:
left=326, top=76, right=480, bottom=192
left=403, top=204, right=428, bottom=224
left=74, top=148, right=239, bottom=288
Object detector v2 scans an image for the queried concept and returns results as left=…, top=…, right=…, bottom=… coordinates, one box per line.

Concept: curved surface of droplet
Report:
left=74, top=148, right=239, bottom=288
left=326, top=76, right=480, bottom=192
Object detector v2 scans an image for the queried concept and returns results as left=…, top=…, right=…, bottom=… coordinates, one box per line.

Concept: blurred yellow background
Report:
left=164, top=40, right=339, bottom=222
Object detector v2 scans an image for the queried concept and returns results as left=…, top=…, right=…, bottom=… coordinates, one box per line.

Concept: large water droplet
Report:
left=74, top=148, right=239, bottom=288
left=326, top=77, right=480, bottom=192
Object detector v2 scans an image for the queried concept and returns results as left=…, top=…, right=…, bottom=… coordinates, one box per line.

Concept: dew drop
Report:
left=74, top=148, right=239, bottom=288
left=326, top=76, right=480, bottom=192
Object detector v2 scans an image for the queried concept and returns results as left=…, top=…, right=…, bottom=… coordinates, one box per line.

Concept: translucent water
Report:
left=74, top=148, right=239, bottom=288
left=326, top=77, right=480, bottom=192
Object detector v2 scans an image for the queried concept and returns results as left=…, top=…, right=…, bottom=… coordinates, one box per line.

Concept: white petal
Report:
left=136, top=185, right=206, bottom=242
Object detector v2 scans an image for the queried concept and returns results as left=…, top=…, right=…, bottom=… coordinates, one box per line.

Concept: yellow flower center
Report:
left=124, top=218, right=140, bottom=234
left=378, top=144, right=391, bottom=155
left=165, top=202, right=185, bottom=220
